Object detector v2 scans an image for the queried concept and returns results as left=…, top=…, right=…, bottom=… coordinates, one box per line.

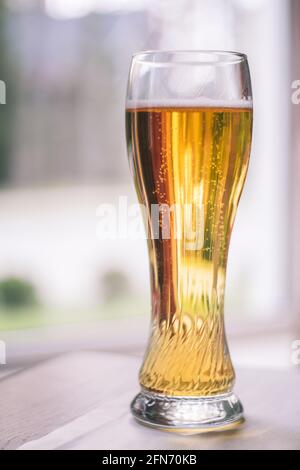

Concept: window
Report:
left=0, top=0, right=293, bottom=339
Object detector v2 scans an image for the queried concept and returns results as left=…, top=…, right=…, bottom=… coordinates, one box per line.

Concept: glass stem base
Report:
left=131, top=389, right=244, bottom=434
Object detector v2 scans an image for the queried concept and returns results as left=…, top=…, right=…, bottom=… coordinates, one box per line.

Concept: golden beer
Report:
left=126, top=105, right=252, bottom=397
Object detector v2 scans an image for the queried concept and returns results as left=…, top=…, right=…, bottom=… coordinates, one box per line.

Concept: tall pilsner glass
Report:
left=126, top=51, right=253, bottom=433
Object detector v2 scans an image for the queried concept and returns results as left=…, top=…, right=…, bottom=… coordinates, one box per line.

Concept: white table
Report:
left=0, top=351, right=299, bottom=450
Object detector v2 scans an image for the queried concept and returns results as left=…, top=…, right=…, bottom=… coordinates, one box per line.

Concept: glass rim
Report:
left=132, top=50, right=248, bottom=66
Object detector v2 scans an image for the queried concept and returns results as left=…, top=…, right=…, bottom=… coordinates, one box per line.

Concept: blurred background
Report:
left=0, top=0, right=299, bottom=372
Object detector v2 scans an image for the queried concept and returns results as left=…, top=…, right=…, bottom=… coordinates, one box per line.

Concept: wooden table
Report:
left=0, top=351, right=299, bottom=450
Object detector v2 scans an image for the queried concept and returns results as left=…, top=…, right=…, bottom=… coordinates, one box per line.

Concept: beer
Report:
left=126, top=103, right=252, bottom=396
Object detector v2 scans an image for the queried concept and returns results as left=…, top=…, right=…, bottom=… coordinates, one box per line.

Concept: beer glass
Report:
left=126, top=51, right=252, bottom=433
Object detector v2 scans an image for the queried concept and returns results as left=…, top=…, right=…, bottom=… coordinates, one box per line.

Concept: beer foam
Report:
left=126, top=98, right=253, bottom=109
